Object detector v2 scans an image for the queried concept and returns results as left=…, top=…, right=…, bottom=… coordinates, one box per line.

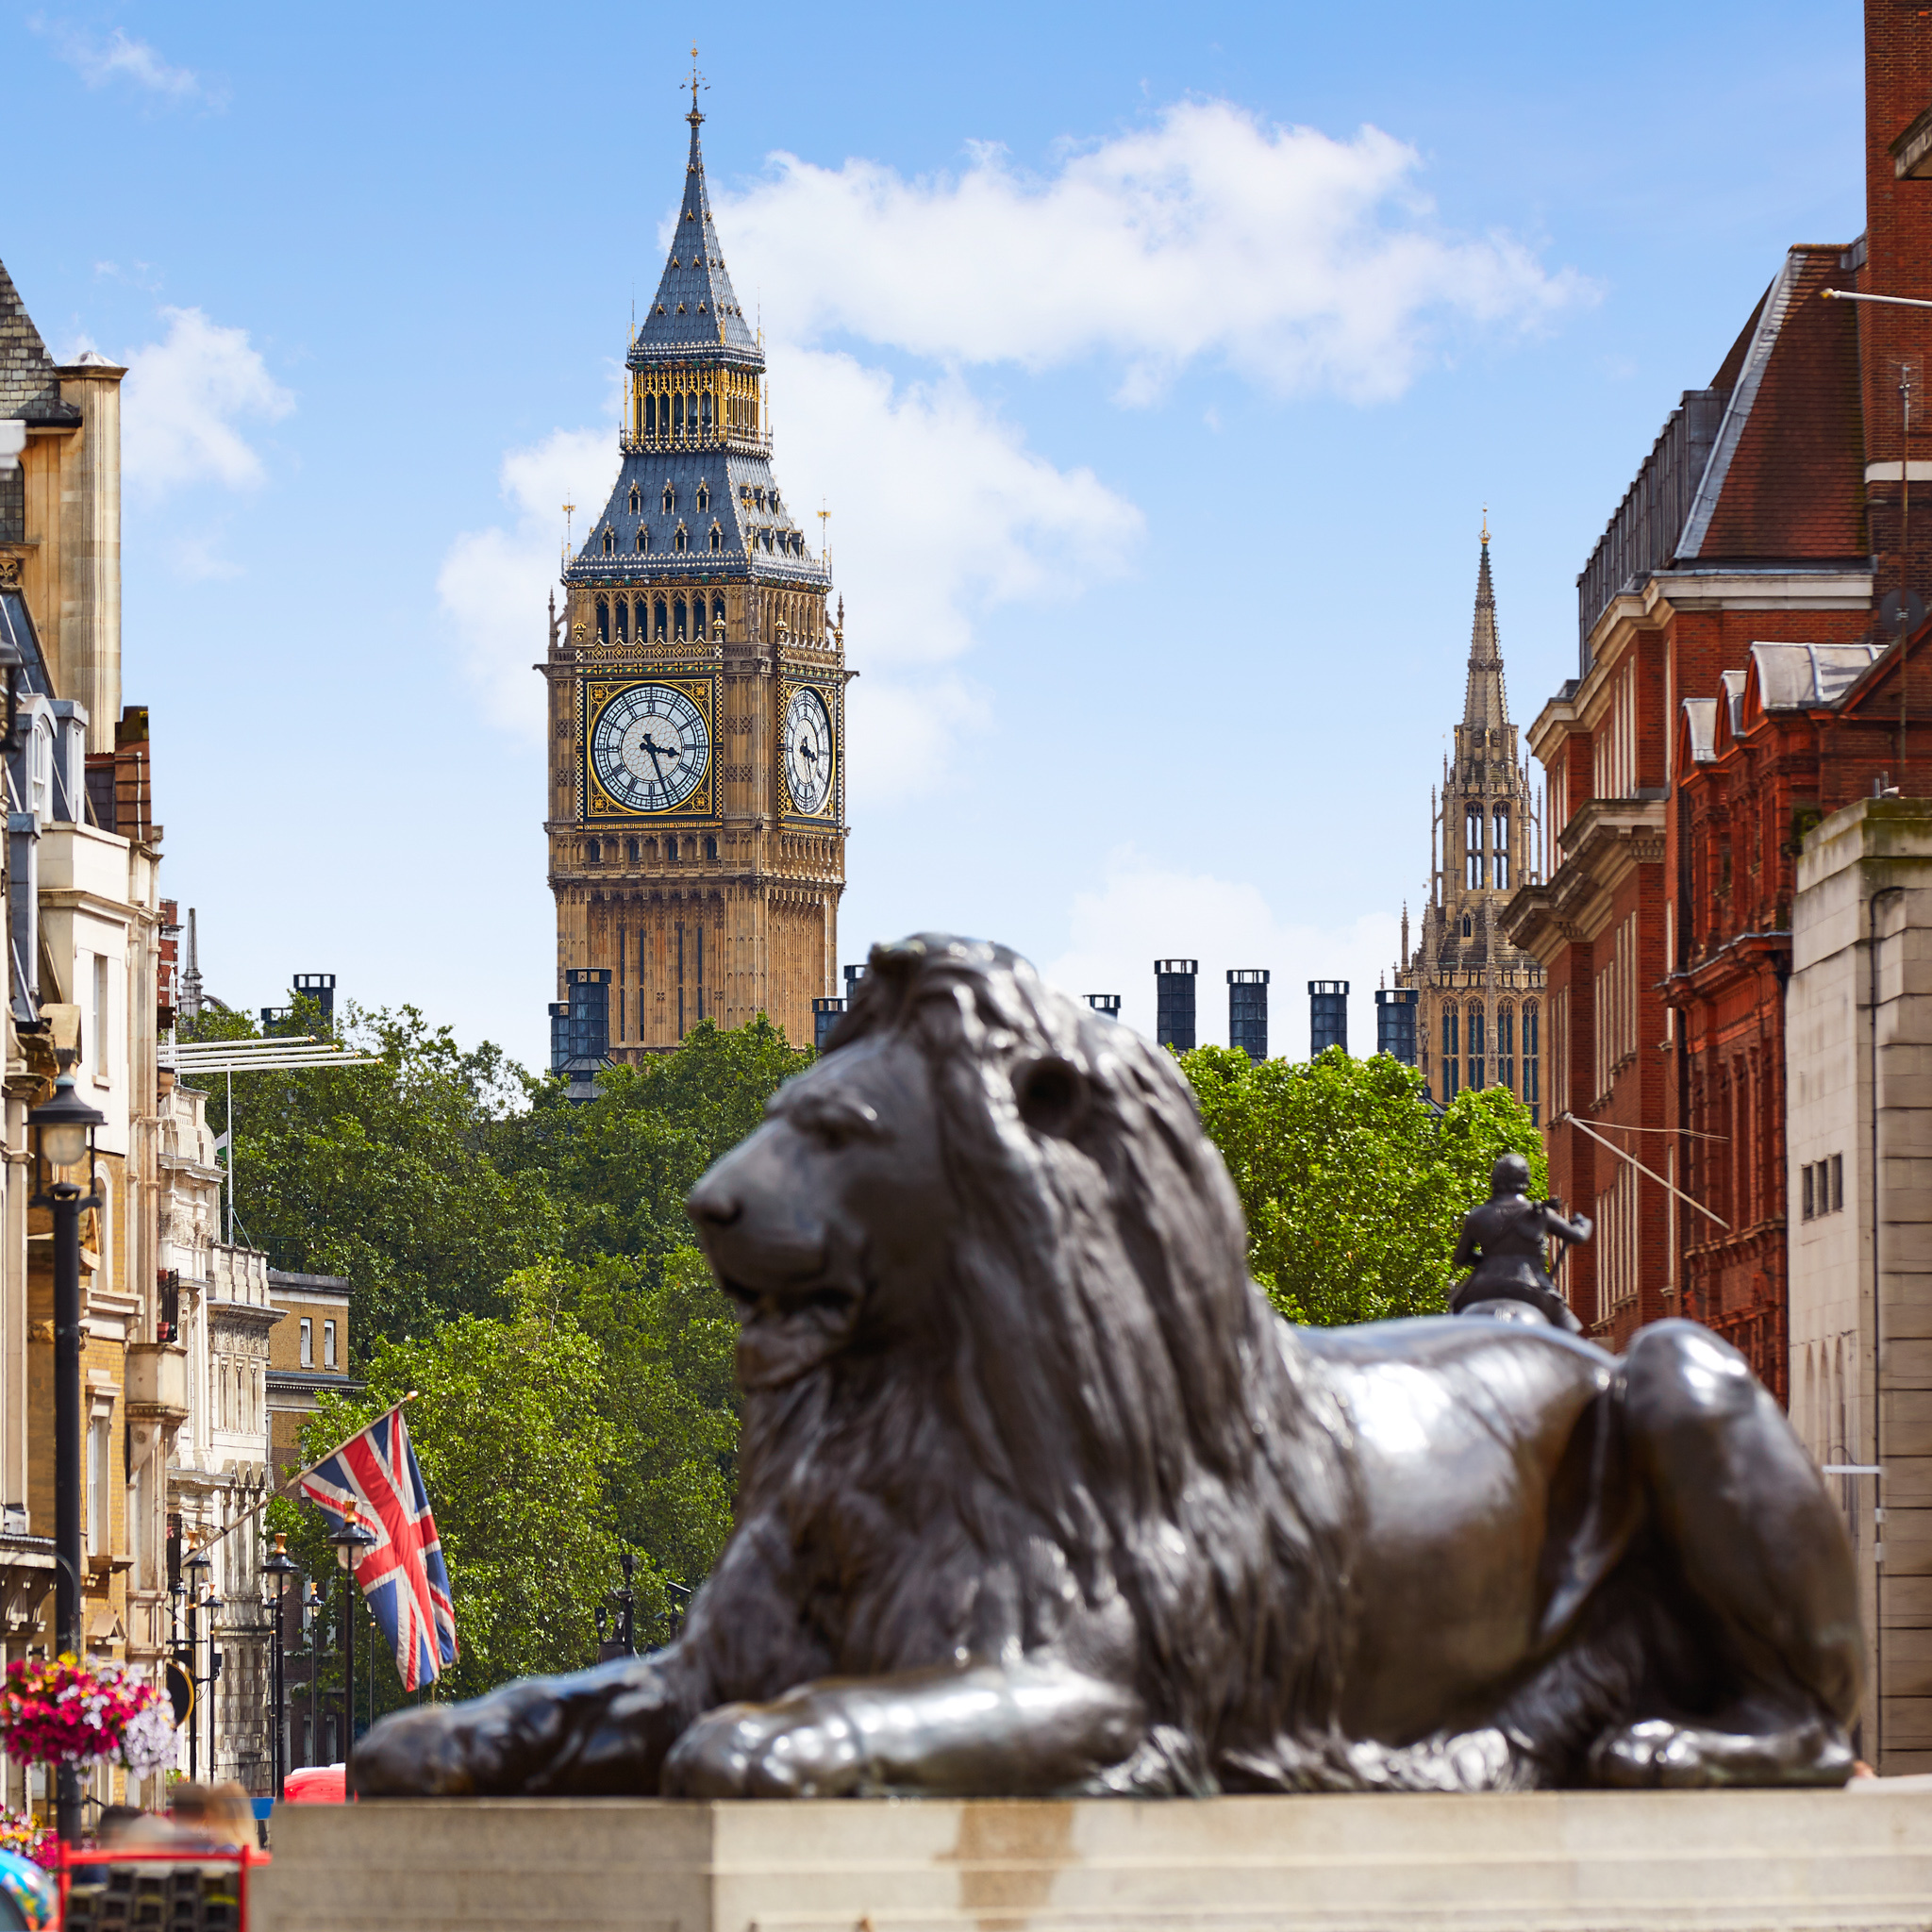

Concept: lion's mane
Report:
left=731, top=934, right=1364, bottom=1793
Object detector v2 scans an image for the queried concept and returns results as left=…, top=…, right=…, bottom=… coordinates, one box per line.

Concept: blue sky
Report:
left=0, top=1, right=1863, bottom=1064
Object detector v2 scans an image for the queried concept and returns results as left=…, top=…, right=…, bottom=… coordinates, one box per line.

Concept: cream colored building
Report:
left=1788, top=796, right=1932, bottom=1775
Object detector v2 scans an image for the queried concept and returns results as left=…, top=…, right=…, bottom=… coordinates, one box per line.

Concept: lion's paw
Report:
left=353, top=1704, right=487, bottom=1797
left=1590, top=1717, right=1855, bottom=1789
left=663, top=1700, right=868, bottom=1799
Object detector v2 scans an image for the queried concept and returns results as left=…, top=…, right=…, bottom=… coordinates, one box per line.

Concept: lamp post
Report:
left=328, top=1512, right=375, bottom=1774
left=27, top=1074, right=104, bottom=1843
left=263, top=1534, right=298, bottom=1799
left=182, top=1545, right=210, bottom=1784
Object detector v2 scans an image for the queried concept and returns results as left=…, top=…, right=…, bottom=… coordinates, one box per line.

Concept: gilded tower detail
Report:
left=1395, top=529, right=1545, bottom=1117
left=544, top=91, right=848, bottom=1055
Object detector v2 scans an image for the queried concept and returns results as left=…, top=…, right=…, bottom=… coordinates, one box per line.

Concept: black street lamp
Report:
left=27, top=1073, right=104, bottom=1843
left=263, top=1534, right=298, bottom=1799
left=182, top=1544, right=211, bottom=1784
left=327, top=1512, right=375, bottom=1776
left=594, top=1552, right=639, bottom=1664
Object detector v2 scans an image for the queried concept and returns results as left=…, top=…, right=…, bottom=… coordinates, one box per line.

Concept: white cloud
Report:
left=1041, top=847, right=1401, bottom=1059
left=717, top=99, right=1590, bottom=403
left=42, top=25, right=217, bottom=104
left=438, top=428, right=616, bottom=735
left=120, top=308, right=293, bottom=494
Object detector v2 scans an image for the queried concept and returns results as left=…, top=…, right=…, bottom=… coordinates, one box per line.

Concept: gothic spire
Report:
left=633, top=93, right=757, bottom=357
left=1462, top=521, right=1508, bottom=732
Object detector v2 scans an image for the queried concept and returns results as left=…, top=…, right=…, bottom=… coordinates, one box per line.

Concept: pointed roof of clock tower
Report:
left=633, top=83, right=758, bottom=358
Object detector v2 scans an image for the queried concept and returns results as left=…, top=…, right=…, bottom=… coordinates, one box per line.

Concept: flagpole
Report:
left=191, top=1391, right=421, bottom=1557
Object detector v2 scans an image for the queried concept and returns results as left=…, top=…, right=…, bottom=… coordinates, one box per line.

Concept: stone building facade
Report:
left=544, top=92, right=849, bottom=1055
left=0, top=255, right=175, bottom=1817
left=1396, top=531, right=1545, bottom=1117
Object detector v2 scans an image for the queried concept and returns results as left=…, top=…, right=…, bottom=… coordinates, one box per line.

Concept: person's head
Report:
left=94, top=1806, right=142, bottom=1847
left=170, top=1782, right=254, bottom=1848
left=1491, top=1153, right=1531, bottom=1200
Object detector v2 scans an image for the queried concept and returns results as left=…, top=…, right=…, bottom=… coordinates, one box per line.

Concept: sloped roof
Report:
left=1682, top=246, right=1864, bottom=560
left=631, top=107, right=758, bottom=359
left=1746, top=641, right=1885, bottom=710
left=0, top=258, right=78, bottom=425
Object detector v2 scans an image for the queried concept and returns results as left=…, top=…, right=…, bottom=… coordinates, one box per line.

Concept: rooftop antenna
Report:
left=562, top=500, right=575, bottom=568
left=686, top=44, right=708, bottom=121
left=818, top=501, right=830, bottom=567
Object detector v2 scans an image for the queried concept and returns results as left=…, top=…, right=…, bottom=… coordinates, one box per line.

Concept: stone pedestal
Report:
left=254, top=1783, right=1932, bottom=1931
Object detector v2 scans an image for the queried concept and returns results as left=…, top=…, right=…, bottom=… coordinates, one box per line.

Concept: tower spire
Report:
left=1463, top=517, right=1508, bottom=731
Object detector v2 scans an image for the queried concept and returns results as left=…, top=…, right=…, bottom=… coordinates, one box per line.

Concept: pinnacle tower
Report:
left=1394, top=524, right=1544, bottom=1115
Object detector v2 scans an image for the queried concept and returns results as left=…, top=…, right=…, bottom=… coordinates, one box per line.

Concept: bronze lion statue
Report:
left=355, top=934, right=1860, bottom=1798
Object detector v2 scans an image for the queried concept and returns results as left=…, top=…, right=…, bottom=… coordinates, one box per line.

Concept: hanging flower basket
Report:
left=0, top=1656, right=175, bottom=1776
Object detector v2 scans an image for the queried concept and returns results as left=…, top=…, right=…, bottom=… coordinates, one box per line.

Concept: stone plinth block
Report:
left=253, top=1785, right=1932, bottom=1932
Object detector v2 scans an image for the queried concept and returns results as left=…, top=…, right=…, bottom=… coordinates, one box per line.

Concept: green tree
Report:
left=1180, top=1046, right=1547, bottom=1326
left=192, top=1000, right=562, bottom=1343
left=270, top=1279, right=630, bottom=1706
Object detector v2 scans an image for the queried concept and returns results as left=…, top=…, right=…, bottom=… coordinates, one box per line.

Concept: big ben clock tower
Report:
left=544, top=84, right=848, bottom=1055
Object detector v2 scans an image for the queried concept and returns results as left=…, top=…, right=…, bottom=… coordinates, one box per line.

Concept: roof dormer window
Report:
left=662, top=484, right=675, bottom=514
left=675, top=524, right=689, bottom=553
left=696, top=483, right=709, bottom=512
left=628, top=484, right=641, bottom=515
left=601, top=527, right=614, bottom=556
left=709, top=523, right=723, bottom=552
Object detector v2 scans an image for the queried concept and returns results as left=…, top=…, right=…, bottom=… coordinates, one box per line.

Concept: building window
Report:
left=629, top=484, right=641, bottom=515
left=1802, top=1164, right=1815, bottom=1222
left=626, top=838, right=641, bottom=861
left=644, top=394, right=658, bottom=438
left=91, top=954, right=108, bottom=1083
left=1497, top=1003, right=1516, bottom=1092
left=674, top=525, right=689, bottom=553
left=595, top=597, right=609, bottom=645
left=696, top=483, right=709, bottom=512
left=636, top=527, right=650, bottom=554
left=324, top=1320, right=337, bottom=1369
left=587, top=839, right=602, bottom=864
left=1468, top=1006, right=1486, bottom=1092
left=1832, top=1152, right=1844, bottom=1211
left=1442, top=1006, right=1459, bottom=1100
left=1493, top=808, right=1510, bottom=891
left=1462, top=914, right=1473, bottom=939
left=87, top=1418, right=109, bottom=1557
left=655, top=598, right=668, bottom=641
left=675, top=598, right=688, bottom=642
left=300, top=1317, right=312, bottom=1367
left=709, top=524, right=723, bottom=553
left=1467, top=806, right=1484, bottom=889
left=1524, top=1001, right=1540, bottom=1124
left=713, top=594, right=726, bottom=632
left=614, top=598, right=629, bottom=643
left=704, top=835, right=718, bottom=860
left=667, top=835, right=680, bottom=861
left=662, top=484, right=675, bottom=514
left=701, top=391, right=713, bottom=431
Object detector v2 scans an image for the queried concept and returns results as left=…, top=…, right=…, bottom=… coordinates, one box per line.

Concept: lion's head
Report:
left=688, top=936, right=1357, bottom=1770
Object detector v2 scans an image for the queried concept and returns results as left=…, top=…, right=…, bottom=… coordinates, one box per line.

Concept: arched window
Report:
left=1497, top=1003, right=1516, bottom=1093
left=635, top=527, right=649, bottom=554
left=587, top=839, right=602, bottom=863
left=667, top=835, right=680, bottom=861
left=1462, top=913, right=1473, bottom=939
left=595, top=597, right=609, bottom=645
left=1524, top=1001, right=1541, bottom=1123
left=625, top=838, right=640, bottom=861
left=701, top=391, right=712, bottom=431
left=708, top=524, right=723, bottom=553
left=1493, top=808, right=1510, bottom=891
left=1467, top=805, right=1484, bottom=889
left=674, top=525, right=689, bottom=553
left=1441, top=1006, right=1460, bottom=1101
left=1467, top=1006, right=1486, bottom=1091
left=614, top=598, right=629, bottom=643
left=644, top=394, right=658, bottom=438
left=674, top=597, right=688, bottom=642
left=674, top=392, right=685, bottom=435
left=654, top=598, right=667, bottom=641
left=705, top=836, right=718, bottom=860
left=662, top=484, right=675, bottom=514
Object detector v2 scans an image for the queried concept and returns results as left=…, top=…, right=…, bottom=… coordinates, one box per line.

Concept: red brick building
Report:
left=1502, top=0, right=1932, bottom=1380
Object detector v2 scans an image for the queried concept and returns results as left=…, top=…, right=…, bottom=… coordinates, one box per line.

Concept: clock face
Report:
left=783, top=686, right=835, bottom=816
left=590, top=683, right=710, bottom=813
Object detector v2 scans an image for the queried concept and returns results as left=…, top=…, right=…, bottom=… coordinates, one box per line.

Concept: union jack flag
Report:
left=297, top=1406, right=458, bottom=1691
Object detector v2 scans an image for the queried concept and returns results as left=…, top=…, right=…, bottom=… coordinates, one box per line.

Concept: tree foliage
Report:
left=1178, top=1046, right=1547, bottom=1326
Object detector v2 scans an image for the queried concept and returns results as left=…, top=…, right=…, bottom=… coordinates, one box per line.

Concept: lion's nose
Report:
left=687, top=1176, right=742, bottom=1229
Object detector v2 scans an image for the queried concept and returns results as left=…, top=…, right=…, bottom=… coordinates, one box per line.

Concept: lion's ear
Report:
left=1014, top=1055, right=1091, bottom=1139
